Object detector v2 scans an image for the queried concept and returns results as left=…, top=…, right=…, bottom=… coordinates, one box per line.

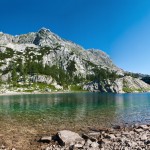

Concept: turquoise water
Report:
left=0, top=92, right=150, bottom=131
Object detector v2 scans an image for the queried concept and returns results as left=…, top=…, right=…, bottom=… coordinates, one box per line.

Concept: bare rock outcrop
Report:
left=83, top=76, right=150, bottom=93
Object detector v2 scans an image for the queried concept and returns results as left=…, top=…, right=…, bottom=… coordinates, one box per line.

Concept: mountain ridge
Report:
left=0, top=28, right=149, bottom=93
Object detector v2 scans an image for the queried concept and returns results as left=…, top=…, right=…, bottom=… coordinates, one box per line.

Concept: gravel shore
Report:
left=1, top=124, right=150, bottom=150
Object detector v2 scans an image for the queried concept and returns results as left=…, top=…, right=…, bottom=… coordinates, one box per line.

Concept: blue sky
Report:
left=0, top=0, right=150, bottom=74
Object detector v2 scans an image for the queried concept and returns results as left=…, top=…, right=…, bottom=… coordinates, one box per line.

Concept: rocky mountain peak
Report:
left=0, top=33, right=14, bottom=45
left=38, top=27, right=51, bottom=34
left=0, top=28, right=123, bottom=74
left=33, top=28, right=62, bottom=46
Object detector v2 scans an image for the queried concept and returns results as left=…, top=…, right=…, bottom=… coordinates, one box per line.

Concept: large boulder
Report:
left=56, top=130, right=85, bottom=146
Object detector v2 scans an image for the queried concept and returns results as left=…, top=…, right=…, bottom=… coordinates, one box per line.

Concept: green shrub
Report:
left=70, top=85, right=83, bottom=91
left=123, top=87, right=134, bottom=93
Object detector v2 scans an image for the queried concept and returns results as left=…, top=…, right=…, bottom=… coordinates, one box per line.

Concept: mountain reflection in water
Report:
left=0, top=92, right=150, bottom=130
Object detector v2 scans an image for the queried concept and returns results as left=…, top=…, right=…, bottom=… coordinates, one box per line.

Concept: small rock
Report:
left=138, top=125, right=149, bottom=130
left=88, top=132, right=100, bottom=136
left=125, top=140, right=132, bottom=147
left=124, top=147, right=129, bottom=150
left=129, top=131, right=135, bottom=135
left=115, top=137, right=122, bottom=143
left=134, top=128, right=143, bottom=133
left=140, top=134, right=147, bottom=141
left=101, top=139, right=111, bottom=144
left=85, top=139, right=92, bottom=146
left=131, top=141, right=138, bottom=147
left=74, top=143, right=83, bottom=148
left=82, top=133, right=97, bottom=142
left=115, top=133, right=121, bottom=137
left=45, top=147, right=51, bottom=150
left=105, top=134, right=116, bottom=139
left=122, top=132, right=130, bottom=135
left=1, top=145, right=5, bottom=149
left=136, top=141, right=144, bottom=146
left=40, top=136, right=52, bottom=143
left=90, top=142, right=99, bottom=148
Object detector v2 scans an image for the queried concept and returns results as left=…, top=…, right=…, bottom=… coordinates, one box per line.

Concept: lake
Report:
left=0, top=92, right=150, bottom=132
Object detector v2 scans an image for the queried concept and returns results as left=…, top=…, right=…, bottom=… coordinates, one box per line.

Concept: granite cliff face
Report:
left=83, top=76, right=150, bottom=93
left=0, top=28, right=149, bottom=93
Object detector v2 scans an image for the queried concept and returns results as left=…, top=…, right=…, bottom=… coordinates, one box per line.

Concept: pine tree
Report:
left=11, top=65, right=18, bottom=86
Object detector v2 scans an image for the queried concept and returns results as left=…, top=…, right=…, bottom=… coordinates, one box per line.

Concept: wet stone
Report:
left=40, top=136, right=52, bottom=143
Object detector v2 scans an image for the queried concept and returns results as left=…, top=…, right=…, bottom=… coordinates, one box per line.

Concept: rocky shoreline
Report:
left=39, top=124, right=150, bottom=150
left=1, top=124, right=150, bottom=150
left=0, top=124, right=146, bottom=150
left=0, top=90, right=74, bottom=96
left=38, top=125, right=150, bottom=150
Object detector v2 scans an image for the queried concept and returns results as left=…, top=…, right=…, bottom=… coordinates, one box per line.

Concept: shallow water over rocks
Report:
left=0, top=92, right=150, bottom=130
